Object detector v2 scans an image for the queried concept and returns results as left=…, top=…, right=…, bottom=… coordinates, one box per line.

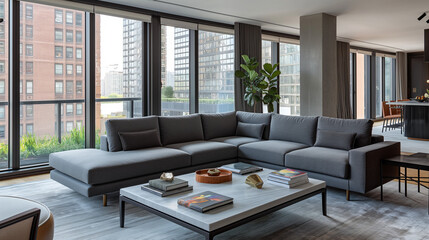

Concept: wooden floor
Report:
left=0, top=173, right=49, bottom=187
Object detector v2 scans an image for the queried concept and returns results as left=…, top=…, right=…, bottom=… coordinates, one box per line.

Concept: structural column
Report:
left=300, top=13, right=338, bottom=117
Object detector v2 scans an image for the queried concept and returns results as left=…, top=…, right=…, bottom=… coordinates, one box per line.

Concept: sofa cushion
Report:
left=238, top=140, right=308, bottom=166
left=314, top=129, right=356, bottom=151
left=166, top=141, right=237, bottom=166
left=201, top=111, right=237, bottom=140
left=317, top=116, right=373, bottom=148
left=269, top=114, right=318, bottom=146
left=158, top=114, right=204, bottom=145
left=211, top=136, right=260, bottom=146
left=49, top=148, right=191, bottom=185
left=236, top=122, right=265, bottom=139
left=105, top=116, right=159, bottom=152
left=236, top=111, right=272, bottom=139
left=118, top=129, right=162, bottom=151
left=285, top=147, right=350, bottom=179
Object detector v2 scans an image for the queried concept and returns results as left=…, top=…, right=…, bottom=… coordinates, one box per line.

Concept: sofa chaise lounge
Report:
left=49, top=111, right=400, bottom=204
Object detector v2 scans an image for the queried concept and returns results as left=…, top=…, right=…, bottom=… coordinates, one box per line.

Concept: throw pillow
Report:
left=235, top=122, right=265, bottom=140
left=314, top=129, right=357, bottom=151
left=118, top=129, right=161, bottom=151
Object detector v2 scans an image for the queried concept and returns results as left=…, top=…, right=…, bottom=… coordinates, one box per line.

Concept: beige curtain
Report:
left=395, top=52, right=408, bottom=100
left=337, top=41, right=352, bottom=119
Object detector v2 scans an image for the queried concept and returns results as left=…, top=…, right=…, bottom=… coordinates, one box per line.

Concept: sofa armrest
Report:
left=348, top=141, right=400, bottom=193
left=371, top=134, right=384, bottom=144
left=100, top=135, right=109, bottom=151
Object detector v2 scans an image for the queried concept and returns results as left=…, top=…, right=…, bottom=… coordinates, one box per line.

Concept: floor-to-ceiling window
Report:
left=261, top=40, right=273, bottom=113
left=19, top=2, right=86, bottom=166
left=279, top=42, right=300, bottom=115
left=261, top=37, right=300, bottom=115
left=95, top=13, right=144, bottom=146
left=160, top=25, right=190, bottom=116
left=351, top=50, right=396, bottom=119
left=355, top=52, right=370, bottom=119
left=0, top=0, right=8, bottom=170
left=198, top=30, right=234, bottom=113
left=375, top=54, right=396, bottom=118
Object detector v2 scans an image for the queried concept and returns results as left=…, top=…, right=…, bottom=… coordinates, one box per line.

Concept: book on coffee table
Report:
left=148, top=178, right=188, bottom=191
left=269, top=168, right=308, bottom=182
left=267, top=178, right=309, bottom=188
left=141, top=184, right=193, bottom=197
left=220, top=162, right=263, bottom=175
left=177, top=191, right=233, bottom=213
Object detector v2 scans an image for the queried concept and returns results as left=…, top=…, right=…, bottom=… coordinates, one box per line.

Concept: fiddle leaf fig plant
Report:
left=235, top=55, right=281, bottom=113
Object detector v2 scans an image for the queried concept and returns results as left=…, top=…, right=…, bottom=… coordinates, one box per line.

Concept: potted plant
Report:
left=235, top=55, right=281, bottom=112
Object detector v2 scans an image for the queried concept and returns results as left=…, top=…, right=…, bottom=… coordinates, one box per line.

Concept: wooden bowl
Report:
left=195, top=169, right=232, bottom=184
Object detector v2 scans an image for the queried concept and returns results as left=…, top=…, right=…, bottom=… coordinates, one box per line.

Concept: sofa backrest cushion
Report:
left=105, top=116, right=159, bottom=152
left=201, top=111, right=237, bottom=140
left=269, top=114, right=318, bottom=146
left=236, top=122, right=265, bottom=139
left=118, top=130, right=162, bottom=151
left=158, top=114, right=204, bottom=145
left=236, top=111, right=272, bottom=139
left=317, top=116, right=374, bottom=148
left=314, top=129, right=357, bottom=150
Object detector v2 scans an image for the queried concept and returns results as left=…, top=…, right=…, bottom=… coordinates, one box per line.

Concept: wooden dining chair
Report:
left=382, top=101, right=401, bottom=132
left=0, top=208, right=40, bottom=240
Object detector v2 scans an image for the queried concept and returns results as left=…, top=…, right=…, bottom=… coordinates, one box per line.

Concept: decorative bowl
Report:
left=195, top=169, right=232, bottom=184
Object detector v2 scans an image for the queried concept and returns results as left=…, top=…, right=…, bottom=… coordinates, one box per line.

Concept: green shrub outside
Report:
left=0, top=127, right=100, bottom=162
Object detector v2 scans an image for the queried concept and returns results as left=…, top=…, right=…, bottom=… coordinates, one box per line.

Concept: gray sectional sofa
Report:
left=49, top=111, right=400, bottom=202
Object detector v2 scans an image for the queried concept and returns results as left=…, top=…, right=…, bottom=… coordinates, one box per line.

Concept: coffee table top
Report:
left=120, top=168, right=326, bottom=231
left=384, top=153, right=429, bottom=170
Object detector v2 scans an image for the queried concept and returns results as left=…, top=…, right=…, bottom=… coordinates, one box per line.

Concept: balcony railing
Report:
left=0, top=97, right=141, bottom=145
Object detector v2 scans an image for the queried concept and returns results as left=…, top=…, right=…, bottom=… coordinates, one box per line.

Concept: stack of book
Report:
left=177, top=191, right=233, bottom=213
left=141, top=178, right=193, bottom=197
left=267, top=168, right=309, bottom=188
left=220, top=162, right=263, bottom=175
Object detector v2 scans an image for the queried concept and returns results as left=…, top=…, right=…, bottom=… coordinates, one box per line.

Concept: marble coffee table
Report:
left=119, top=168, right=326, bottom=240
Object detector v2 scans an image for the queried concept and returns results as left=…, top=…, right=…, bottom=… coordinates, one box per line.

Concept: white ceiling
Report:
left=105, top=0, right=429, bottom=53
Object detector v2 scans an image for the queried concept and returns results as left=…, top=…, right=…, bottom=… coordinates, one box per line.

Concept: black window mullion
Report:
left=381, top=57, right=385, bottom=102
left=271, top=41, right=279, bottom=114
left=142, top=22, right=150, bottom=116
left=150, top=16, right=161, bottom=116
left=189, top=29, right=198, bottom=114
left=392, top=58, right=397, bottom=101
left=84, top=12, right=95, bottom=148
left=9, top=0, right=20, bottom=169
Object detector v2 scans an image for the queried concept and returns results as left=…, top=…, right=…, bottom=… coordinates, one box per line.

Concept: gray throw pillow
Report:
left=118, top=129, right=161, bottom=151
left=236, top=111, right=272, bottom=139
left=201, top=111, right=237, bottom=140
left=235, top=122, right=265, bottom=140
left=314, top=129, right=357, bottom=151
left=317, top=116, right=373, bottom=148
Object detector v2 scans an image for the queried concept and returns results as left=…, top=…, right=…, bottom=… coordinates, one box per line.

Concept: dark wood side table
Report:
left=380, top=153, right=429, bottom=214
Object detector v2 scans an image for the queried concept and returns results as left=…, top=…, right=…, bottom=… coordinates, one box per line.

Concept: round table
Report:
left=0, top=196, right=54, bottom=240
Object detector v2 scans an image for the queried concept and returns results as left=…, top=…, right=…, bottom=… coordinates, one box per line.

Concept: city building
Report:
left=101, top=64, right=123, bottom=97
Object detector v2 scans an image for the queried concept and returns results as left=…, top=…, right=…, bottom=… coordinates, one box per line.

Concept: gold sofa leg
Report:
left=103, top=194, right=107, bottom=206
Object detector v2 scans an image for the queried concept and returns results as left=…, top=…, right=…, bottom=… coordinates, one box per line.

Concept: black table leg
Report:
left=398, top=167, right=401, bottom=193
left=418, top=169, right=420, bottom=193
left=405, top=167, right=407, bottom=197
left=380, top=160, right=383, bottom=201
left=120, top=197, right=125, bottom=228
left=322, top=189, right=327, bottom=216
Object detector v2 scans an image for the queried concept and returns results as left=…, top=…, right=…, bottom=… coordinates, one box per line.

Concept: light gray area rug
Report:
left=372, top=126, right=429, bottom=154
left=0, top=179, right=428, bottom=240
